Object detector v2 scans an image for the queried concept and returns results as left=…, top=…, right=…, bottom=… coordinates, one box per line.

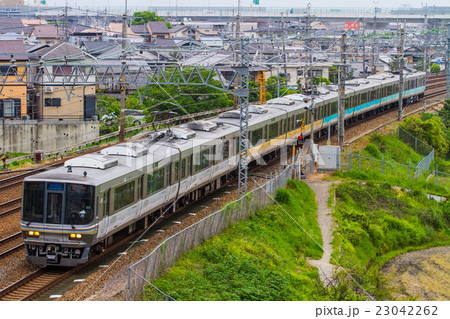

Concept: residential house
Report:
left=31, top=24, right=59, bottom=46
left=0, top=40, right=28, bottom=118
left=147, top=21, right=170, bottom=40
left=70, top=25, right=104, bottom=45
left=170, top=25, right=200, bottom=41
left=0, top=18, right=33, bottom=35
left=131, top=24, right=150, bottom=42
left=30, top=42, right=97, bottom=121
left=107, top=23, right=144, bottom=43
left=81, top=41, right=116, bottom=57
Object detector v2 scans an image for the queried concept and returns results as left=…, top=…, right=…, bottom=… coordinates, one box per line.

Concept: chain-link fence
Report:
left=127, top=153, right=313, bottom=300
left=398, top=127, right=434, bottom=157
left=337, top=148, right=449, bottom=189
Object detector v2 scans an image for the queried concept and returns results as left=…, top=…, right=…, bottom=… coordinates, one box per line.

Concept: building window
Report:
left=45, top=98, right=61, bottom=107
left=0, top=99, right=20, bottom=118
left=0, top=66, right=16, bottom=76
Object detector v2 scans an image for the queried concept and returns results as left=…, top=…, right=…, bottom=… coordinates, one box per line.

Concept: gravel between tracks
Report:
left=0, top=250, right=40, bottom=290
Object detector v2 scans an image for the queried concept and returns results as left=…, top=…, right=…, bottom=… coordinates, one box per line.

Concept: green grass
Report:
left=332, top=180, right=450, bottom=298
left=143, top=180, right=324, bottom=301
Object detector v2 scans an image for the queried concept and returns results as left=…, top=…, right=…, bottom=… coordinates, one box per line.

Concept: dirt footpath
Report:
left=304, top=177, right=338, bottom=283
left=383, top=246, right=450, bottom=301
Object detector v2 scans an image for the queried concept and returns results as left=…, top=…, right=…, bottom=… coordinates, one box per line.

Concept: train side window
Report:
left=331, top=101, right=338, bottom=114
left=138, top=176, right=143, bottom=199
left=174, top=161, right=179, bottom=184
left=195, top=148, right=210, bottom=172
left=251, top=128, right=263, bottom=146
left=147, top=168, right=165, bottom=195
left=268, top=122, right=279, bottom=139
left=181, top=158, right=187, bottom=179
left=166, top=164, right=172, bottom=186
left=360, top=93, right=367, bottom=104
left=371, top=90, right=377, bottom=101
left=387, top=85, right=392, bottom=95
left=287, top=117, right=291, bottom=132
left=103, top=190, right=110, bottom=217
left=222, top=140, right=230, bottom=159
left=114, top=181, right=135, bottom=212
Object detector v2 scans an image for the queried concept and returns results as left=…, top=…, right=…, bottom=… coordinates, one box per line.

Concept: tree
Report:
left=132, top=11, right=172, bottom=29
left=430, top=63, right=440, bottom=73
left=313, top=76, right=331, bottom=86
left=266, top=75, right=287, bottom=98
left=131, top=68, right=233, bottom=121
left=400, top=116, right=449, bottom=158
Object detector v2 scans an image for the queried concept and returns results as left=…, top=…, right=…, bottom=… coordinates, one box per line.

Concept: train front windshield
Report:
left=23, top=182, right=95, bottom=225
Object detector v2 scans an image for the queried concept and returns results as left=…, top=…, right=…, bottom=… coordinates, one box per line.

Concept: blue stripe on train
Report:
left=323, top=86, right=425, bottom=124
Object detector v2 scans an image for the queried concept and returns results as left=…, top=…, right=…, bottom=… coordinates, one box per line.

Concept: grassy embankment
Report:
left=332, top=128, right=450, bottom=299
left=143, top=180, right=325, bottom=301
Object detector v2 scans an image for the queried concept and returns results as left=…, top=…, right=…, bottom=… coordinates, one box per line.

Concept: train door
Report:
left=43, top=183, right=65, bottom=247
left=98, top=189, right=110, bottom=238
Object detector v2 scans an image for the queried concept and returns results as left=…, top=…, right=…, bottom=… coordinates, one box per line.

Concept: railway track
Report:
left=0, top=231, right=140, bottom=301
left=0, top=233, right=23, bottom=259
left=0, top=198, right=21, bottom=218
left=0, top=163, right=64, bottom=192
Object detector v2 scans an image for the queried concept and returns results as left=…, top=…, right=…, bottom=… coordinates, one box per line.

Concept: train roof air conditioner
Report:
left=65, top=154, right=118, bottom=170
left=184, top=120, right=217, bottom=132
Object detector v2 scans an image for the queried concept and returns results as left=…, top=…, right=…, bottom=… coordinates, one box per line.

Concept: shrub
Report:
left=275, top=188, right=291, bottom=204
left=364, top=143, right=382, bottom=159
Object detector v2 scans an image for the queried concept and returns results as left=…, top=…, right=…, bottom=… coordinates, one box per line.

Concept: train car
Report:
left=20, top=71, right=426, bottom=266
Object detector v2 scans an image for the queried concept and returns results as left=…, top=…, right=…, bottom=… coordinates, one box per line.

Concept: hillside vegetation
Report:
left=333, top=181, right=450, bottom=299
left=143, top=180, right=325, bottom=301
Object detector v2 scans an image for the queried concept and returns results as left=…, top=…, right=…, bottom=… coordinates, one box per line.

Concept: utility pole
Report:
left=362, top=17, right=366, bottom=78
left=119, top=1, right=128, bottom=143
left=338, top=32, right=346, bottom=150
left=371, top=7, right=377, bottom=75
left=424, top=11, right=429, bottom=77
left=305, top=3, right=311, bottom=92
left=447, top=23, right=450, bottom=99
left=398, top=25, right=405, bottom=122
left=64, top=1, right=68, bottom=42
left=233, top=0, right=241, bottom=110
left=281, top=12, right=287, bottom=77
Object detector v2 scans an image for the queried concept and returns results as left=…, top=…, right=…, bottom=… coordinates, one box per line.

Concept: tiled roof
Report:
left=147, top=21, right=169, bottom=34
left=32, top=25, right=58, bottom=39
left=82, top=41, right=116, bottom=56
left=131, top=24, right=149, bottom=35
left=34, top=42, right=86, bottom=62
left=151, top=38, right=176, bottom=47
left=0, top=40, right=28, bottom=61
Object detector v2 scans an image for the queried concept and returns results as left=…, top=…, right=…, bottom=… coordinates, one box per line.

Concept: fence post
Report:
left=408, top=159, right=411, bottom=180
left=382, top=154, right=384, bottom=175
left=348, top=147, right=352, bottom=172
left=359, top=150, right=361, bottom=171
left=436, top=165, right=438, bottom=186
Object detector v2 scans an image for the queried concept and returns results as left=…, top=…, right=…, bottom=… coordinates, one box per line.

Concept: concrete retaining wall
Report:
left=0, top=119, right=99, bottom=154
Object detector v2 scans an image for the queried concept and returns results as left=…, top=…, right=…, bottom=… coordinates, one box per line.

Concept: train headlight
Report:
left=28, top=231, right=40, bottom=238
left=69, top=233, right=82, bottom=240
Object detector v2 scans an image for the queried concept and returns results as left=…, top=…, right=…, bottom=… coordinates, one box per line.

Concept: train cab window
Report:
left=65, top=184, right=95, bottom=225
left=147, top=168, right=165, bottom=195
left=251, top=128, right=263, bottom=146
left=268, top=122, right=279, bottom=139
left=22, top=182, right=45, bottom=223
left=114, top=181, right=135, bottom=212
